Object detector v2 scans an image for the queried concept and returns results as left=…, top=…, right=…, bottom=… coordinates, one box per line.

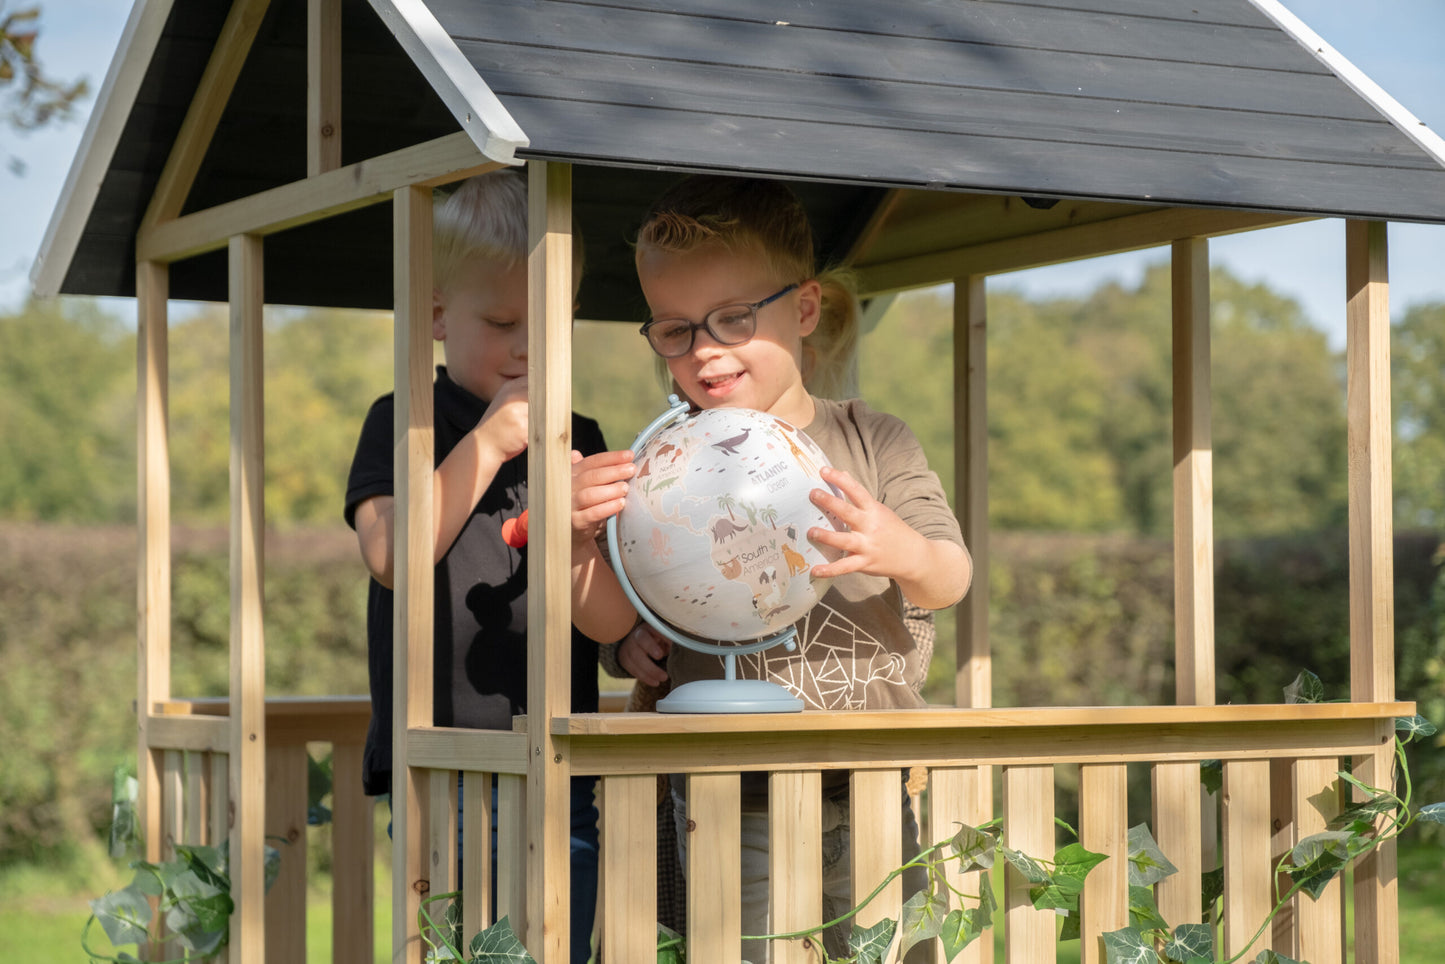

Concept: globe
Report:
left=613, top=405, right=844, bottom=642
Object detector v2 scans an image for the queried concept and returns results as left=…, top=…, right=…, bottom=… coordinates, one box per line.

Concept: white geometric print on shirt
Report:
left=736, top=602, right=907, bottom=710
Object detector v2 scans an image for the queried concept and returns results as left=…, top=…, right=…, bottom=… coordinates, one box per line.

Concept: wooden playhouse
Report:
left=35, top=0, right=1445, bottom=961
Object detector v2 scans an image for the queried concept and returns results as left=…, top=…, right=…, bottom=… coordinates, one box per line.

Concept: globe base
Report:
left=656, top=679, right=804, bottom=714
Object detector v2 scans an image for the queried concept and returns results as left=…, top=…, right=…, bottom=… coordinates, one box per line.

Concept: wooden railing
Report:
left=150, top=696, right=374, bottom=964
left=146, top=699, right=1409, bottom=964
left=411, top=702, right=1409, bottom=964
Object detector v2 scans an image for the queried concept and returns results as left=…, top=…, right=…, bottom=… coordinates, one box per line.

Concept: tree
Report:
left=1393, top=301, right=1445, bottom=530
left=2, top=4, right=89, bottom=173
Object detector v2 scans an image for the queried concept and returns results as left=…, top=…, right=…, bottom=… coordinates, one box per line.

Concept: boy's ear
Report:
left=432, top=290, right=447, bottom=341
left=796, top=278, right=823, bottom=338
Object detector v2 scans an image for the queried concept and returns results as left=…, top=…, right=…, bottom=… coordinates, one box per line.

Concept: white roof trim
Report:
left=30, top=0, right=176, bottom=298
left=1249, top=0, right=1445, bottom=171
left=366, top=0, right=529, bottom=164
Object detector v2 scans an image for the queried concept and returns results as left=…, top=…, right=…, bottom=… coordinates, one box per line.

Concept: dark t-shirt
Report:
left=344, top=367, right=607, bottom=795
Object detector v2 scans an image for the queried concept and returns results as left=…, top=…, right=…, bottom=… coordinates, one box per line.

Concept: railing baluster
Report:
left=1293, top=757, right=1345, bottom=964
left=1152, top=761, right=1204, bottom=929
left=603, top=773, right=658, bottom=961
left=331, top=741, right=373, bottom=964
left=430, top=769, right=459, bottom=898
left=930, top=766, right=993, bottom=964
left=163, top=749, right=183, bottom=860
left=852, top=769, right=905, bottom=963
left=185, top=750, right=205, bottom=846
left=1222, top=760, right=1272, bottom=958
left=770, top=769, right=822, bottom=964
left=687, top=771, right=741, bottom=964
left=264, top=745, right=308, bottom=964
left=1003, top=765, right=1055, bottom=963
left=1080, top=764, right=1129, bottom=964
left=463, top=771, right=493, bottom=944
left=497, top=773, right=528, bottom=935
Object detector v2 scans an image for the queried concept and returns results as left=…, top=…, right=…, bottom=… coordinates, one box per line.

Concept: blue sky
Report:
left=6, top=0, right=1444, bottom=347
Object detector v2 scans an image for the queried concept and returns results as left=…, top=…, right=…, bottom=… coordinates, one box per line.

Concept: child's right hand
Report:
left=477, top=376, right=530, bottom=463
left=617, top=623, right=671, bottom=687
left=570, top=449, right=634, bottom=549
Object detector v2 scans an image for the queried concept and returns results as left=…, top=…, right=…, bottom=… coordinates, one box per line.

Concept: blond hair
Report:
left=636, top=175, right=859, bottom=399
left=433, top=169, right=585, bottom=296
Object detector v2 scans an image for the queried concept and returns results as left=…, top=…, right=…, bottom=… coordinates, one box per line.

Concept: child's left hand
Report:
left=806, top=466, right=924, bottom=584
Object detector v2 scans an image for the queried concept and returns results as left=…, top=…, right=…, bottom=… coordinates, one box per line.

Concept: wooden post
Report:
left=307, top=0, right=341, bottom=176
left=393, top=184, right=436, bottom=964
left=953, top=274, right=989, bottom=710
left=228, top=232, right=267, bottom=964
left=1158, top=237, right=1216, bottom=930
left=526, top=160, right=576, bottom=961
left=1345, top=219, right=1397, bottom=964
left=136, top=259, right=171, bottom=894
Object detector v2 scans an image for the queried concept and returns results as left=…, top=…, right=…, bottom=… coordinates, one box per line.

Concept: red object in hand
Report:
left=502, top=509, right=529, bottom=548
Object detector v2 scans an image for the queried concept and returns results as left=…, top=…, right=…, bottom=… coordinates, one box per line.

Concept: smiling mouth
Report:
left=700, top=372, right=742, bottom=392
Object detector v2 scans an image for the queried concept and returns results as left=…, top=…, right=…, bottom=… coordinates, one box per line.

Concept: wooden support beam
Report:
left=138, top=132, right=498, bottom=264
left=143, top=0, right=272, bottom=228
left=1345, top=219, right=1398, bottom=964
left=392, top=184, right=436, bottom=964
left=307, top=0, right=342, bottom=176
left=1172, top=237, right=1215, bottom=706
left=954, top=275, right=989, bottom=710
left=856, top=209, right=1309, bottom=296
left=136, top=260, right=171, bottom=887
left=228, top=232, right=267, bottom=964
left=525, top=160, right=576, bottom=962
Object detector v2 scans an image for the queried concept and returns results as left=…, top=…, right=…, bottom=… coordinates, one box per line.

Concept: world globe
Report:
left=613, top=404, right=845, bottom=643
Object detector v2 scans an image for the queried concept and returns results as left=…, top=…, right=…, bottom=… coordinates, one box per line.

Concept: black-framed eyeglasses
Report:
left=639, top=283, right=799, bottom=358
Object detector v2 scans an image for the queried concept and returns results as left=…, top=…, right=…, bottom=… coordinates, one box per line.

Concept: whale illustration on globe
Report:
left=613, top=406, right=845, bottom=642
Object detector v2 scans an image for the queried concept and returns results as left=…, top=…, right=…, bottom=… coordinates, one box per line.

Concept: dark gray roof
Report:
left=41, top=0, right=1445, bottom=315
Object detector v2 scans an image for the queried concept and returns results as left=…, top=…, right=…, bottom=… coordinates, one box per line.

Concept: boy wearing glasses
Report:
left=569, top=175, right=970, bottom=962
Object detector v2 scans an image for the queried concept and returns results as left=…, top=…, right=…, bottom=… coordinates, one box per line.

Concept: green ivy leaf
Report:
left=1128, top=885, right=1169, bottom=933
left=1327, top=793, right=1399, bottom=833
left=1000, top=845, right=1051, bottom=884
left=1199, top=760, right=1223, bottom=795
left=1396, top=715, right=1438, bottom=744
left=1415, top=802, right=1445, bottom=825
left=898, top=888, right=949, bottom=958
left=1336, top=769, right=1382, bottom=798
left=1029, top=881, right=1076, bottom=913
left=1162, top=922, right=1214, bottom=963
left=174, top=843, right=229, bottom=892
left=1126, top=824, right=1178, bottom=887
left=656, top=922, right=685, bottom=964
left=948, top=822, right=998, bottom=872
left=847, top=918, right=897, bottom=964
left=1285, top=831, right=1352, bottom=898
left=939, top=908, right=984, bottom=961
left=1102, top=926, right=1160, bottom=964
left=90, top=882, right=153, bottom=948
left=1283, top=670, right=1325, bottom=704
left=467, top=915, right=536, bottom=963
left=165, top=869, right=233, bottom=955
left=978, top=869, right=997, bottom=917
left=1052, top=842, right=1108, bottom=894
left=109, top=766, right=140, bottom=859
left=1253, top=950, right=1304, bottom=964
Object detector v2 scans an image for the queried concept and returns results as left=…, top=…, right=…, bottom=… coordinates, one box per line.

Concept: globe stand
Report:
left=606, top=395, right=805, bottom=714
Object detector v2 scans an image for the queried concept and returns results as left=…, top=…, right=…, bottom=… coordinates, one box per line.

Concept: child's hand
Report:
left=570, top=449, right=634, bottom=550
left=806, top=466, right=925, bottom=584
left=477, top=376, right=530, bottom=463
left=617, top=623, right=671, bottom=687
